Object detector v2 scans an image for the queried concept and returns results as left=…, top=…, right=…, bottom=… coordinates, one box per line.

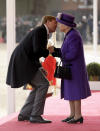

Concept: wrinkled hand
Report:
left=48, top=46, right=54, bottom=54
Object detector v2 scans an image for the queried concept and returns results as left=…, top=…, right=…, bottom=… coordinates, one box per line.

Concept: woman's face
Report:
left=58, top=23, right=69, bottom=33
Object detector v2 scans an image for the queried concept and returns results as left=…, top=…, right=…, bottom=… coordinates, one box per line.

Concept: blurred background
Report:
left=1, top=0, right=100, bottom=44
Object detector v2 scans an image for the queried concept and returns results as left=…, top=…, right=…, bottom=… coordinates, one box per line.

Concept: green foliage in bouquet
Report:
left=87, top=62, right=100, bottom=81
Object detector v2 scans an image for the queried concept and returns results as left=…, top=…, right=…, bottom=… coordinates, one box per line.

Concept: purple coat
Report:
left=54, top=29, right=91, bottom=100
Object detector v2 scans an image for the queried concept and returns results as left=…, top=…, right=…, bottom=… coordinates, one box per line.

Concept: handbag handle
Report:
left=58, top=60, right=72, bottom=67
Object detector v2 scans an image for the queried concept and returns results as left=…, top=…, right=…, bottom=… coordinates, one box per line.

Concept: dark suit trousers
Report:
left=20, top=68, right=49, bottom=116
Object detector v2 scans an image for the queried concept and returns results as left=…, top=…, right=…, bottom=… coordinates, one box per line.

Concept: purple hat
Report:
left=56, top=13, right=76, bottom=27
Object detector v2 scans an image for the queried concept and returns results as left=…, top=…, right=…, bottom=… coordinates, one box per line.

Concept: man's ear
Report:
left=46, top=20, right=50, bottom=25
left=46, top=21, right=50, bottom=29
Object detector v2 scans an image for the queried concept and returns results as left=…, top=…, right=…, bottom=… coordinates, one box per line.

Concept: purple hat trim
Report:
left=56, top=13, right=76, bottom=27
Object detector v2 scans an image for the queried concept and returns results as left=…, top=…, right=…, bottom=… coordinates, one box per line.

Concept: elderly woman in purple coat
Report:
left=49, top=13, right=91, bottom=124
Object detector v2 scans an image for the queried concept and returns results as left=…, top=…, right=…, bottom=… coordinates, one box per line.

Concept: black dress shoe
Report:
left=67, top=117, right=83, bottom=124
left=18, top=114, right=29, bottom=121
left=29, top=116, right=52, bottom=123
left=62, top=116, right=74, bottom=122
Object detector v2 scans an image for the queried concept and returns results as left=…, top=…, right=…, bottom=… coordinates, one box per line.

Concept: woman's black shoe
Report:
left=67, top=117, right=83, bottom=124
left=62, top=116, right=74, bottom=122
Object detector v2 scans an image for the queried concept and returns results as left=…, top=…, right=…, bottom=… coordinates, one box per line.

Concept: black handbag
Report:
left=54, top=61, right=72, bottom=80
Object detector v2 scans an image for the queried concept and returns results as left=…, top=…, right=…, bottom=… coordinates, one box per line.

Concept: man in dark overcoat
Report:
left=6, top=15, right=57, bottom=123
